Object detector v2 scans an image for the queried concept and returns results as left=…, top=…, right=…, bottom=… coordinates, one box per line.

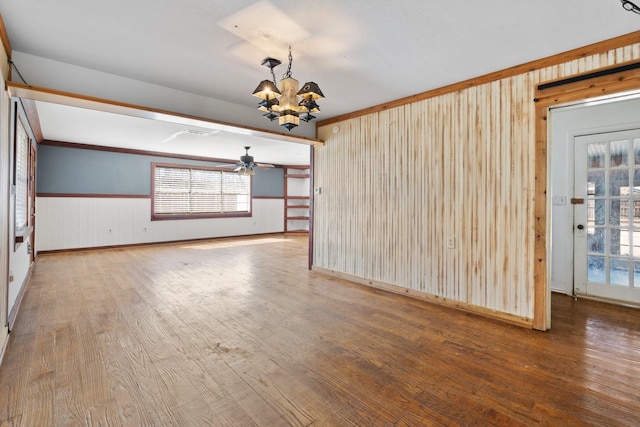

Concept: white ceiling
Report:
left=1, top=0, right=640, bottom=164
left=34, top=100, right=312, bottom=165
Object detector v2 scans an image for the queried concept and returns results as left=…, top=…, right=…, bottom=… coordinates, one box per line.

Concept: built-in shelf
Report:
left=284, top=166, right=310, bottom=233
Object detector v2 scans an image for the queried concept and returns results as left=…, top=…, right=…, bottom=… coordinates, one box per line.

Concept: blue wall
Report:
left=36, top=144, right=285, bottom=197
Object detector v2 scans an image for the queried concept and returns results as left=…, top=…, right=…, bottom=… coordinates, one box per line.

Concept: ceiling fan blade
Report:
left=255, top=163, right=274, bottom=169
left=212, top=163, right=237, bottom=168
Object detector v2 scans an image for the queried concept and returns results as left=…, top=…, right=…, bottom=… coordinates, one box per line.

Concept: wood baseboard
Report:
left=312, top=266, right=534, bottom=329
left=36, top=232, right=292, bottom=255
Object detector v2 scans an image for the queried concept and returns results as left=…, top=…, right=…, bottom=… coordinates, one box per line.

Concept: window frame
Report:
left=13, top=113, right=32, bottom=249
left=151, top=162, right=252, bottom=221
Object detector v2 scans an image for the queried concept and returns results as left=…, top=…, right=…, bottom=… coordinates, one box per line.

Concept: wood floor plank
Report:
left=1, top=235, right=640, bottom=426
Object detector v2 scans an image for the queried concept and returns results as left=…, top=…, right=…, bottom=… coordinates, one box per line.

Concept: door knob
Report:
left=577, top=224, right=584, bottom=230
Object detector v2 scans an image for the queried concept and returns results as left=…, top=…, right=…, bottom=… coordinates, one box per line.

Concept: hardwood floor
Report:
left=0, top=234, right=639, bottom=426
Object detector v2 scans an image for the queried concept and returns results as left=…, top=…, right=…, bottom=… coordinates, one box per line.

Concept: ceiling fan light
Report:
left=252, top=80, right=281, bottom=100
left=297, top=82, right=324, bottom=100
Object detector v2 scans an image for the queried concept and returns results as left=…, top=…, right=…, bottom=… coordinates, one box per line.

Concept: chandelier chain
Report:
left=284, top=46, right=293, bottom=79
left=622, top=0, right=640, bottom=14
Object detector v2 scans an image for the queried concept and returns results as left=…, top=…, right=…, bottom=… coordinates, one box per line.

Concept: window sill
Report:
left=151, top=212, right=252, bottom=221
left=14, top=225, right=33, bottom=251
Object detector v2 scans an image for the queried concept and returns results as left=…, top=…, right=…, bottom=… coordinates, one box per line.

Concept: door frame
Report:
left=28, top=143, right=35, bottom=263
left=534, top=61, right=640, bottom=330
left=573, top=129, right=640, bottom=306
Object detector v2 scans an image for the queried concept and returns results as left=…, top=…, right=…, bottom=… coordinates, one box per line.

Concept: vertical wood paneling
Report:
left=314, top=42, right=640, bottom=321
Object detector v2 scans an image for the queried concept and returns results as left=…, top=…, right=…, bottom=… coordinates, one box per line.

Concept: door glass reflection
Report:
left=588, top=143, right=606, bottom=168
left=587, top=256, right=606, bottom=283
left=610, top=228, right=630, bottom=256
left=610, top=258, right=630, bottom=286
left=588, top=227, right=606, bottom=254
left=587, top=199, right=606, bottom=226
left=609, top=170, right=629, bottom=196
left=610, top=140, right=629, bottom=167
left=587, top=171, right=605, bottom=197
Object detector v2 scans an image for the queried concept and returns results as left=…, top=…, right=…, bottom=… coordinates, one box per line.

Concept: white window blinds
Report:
left=15, top=120, right=28, bottom=229
left=154, top=165, right=250, bottom=216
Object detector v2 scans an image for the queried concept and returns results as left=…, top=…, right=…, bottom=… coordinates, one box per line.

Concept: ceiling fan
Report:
left=234, top=146, right=274, bottom=175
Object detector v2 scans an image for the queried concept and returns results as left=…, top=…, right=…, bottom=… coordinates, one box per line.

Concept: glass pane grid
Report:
left=586, top=140, right=637, bottom=289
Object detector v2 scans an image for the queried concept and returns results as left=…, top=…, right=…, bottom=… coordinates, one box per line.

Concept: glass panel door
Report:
left=574, top=130, right=640, bottom=306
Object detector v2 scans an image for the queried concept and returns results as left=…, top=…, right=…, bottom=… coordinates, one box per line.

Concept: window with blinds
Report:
left=14, top=118, right=28, bottom=230
left=152, top=164, right=251, bottom=219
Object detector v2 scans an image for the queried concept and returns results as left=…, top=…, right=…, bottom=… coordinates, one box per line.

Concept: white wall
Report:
left=7, top=100, right=34, bottom=327
left=0, top=55, right=10, bottom=356
left=36, top=197, right=284, bottom=251
left=11, top=52, right=316, bottom=139
left=8, top=242, right=30, bottom=319
left=549, top=95, right=640, bottom=294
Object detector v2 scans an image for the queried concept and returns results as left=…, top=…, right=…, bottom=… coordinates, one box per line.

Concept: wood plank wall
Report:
left=314, top=41, right=640, bottom=324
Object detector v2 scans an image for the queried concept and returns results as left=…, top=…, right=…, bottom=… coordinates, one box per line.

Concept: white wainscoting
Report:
left=36, top=197, right=284, bottom=251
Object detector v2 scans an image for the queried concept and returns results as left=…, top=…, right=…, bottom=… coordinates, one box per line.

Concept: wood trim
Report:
left=534, top=104, right=549, bottom=331
left=40, top=139, right=240, bottom=165
left=532, top=63, right=640, bottom=331
left=318, top=30, right=640, bottom=127
left=536, top=61, right=640, bottom=91
left=0, top=14, right=11, bottom=60
left=7, top=82, right=324, bottom=146
left=534, top=60, right=640, bottom=108
left=36, top=193, right=150, bottom=198
left=312, top=266, right=533, bottom=328
left=19, top=99, right=43, bottom=143
left=152, top=212, right=252, bottom=221
left=40, top=139, right=296, bottom=169
left=283, top=166, right=288, bottom=232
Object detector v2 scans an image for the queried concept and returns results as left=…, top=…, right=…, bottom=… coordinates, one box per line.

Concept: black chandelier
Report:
left=621, top=0, right=640, bottom=14
left=252, top=46, right=324, bottom=131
